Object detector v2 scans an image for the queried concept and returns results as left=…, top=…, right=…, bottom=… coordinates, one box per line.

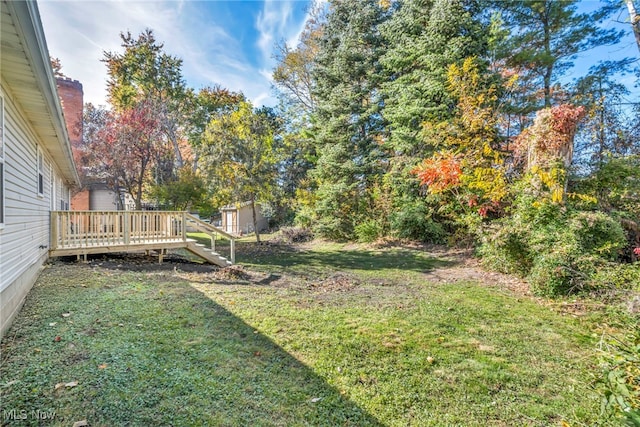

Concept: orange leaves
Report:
left=412, top=153, right=461, bottom=194
left=515, top=104, right=586, bottom=170
left=414, top=57, right=507, bottom=215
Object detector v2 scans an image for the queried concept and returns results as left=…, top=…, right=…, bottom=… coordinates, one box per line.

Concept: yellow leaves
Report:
left=417, top=57, right=508, bottom=211
left=566, top=192, right=597, bottom=205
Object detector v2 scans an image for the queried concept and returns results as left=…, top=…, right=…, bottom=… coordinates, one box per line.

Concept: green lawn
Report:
left=0, top=241, right=622, bottom=426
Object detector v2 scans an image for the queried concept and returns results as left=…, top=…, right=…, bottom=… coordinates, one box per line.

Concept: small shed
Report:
left=221, top=202, right=268, bottom=235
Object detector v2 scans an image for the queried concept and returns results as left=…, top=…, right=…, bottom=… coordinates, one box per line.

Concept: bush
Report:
left=479, top=198, right=628, bottom=297
left=528, top=252, right=601, bottom=297
left=294, top=205, right=316, bottom=229
left=390, top=202, right=446, bottom=243
left=590, top=263, right=640, bottom=291
left=568, top=212, right=626, bottom=260
left=354, top=219, right=383, bottom=243
left=477, top=225, right=532, bottom=275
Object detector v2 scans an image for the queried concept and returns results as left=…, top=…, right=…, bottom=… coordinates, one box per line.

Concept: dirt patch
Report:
left=307, top=272, right=360, bottom=293
left=52, top=252, right=217, bottom=274
left=422, top=255, right=531, bottom=296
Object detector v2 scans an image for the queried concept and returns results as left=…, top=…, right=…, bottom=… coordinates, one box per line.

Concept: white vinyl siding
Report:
left=0, top=95, right=5, bottom=227
left=0, top=84, right=70, bottom=294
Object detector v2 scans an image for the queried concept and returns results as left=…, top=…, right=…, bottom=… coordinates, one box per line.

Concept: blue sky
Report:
left=39, top=0, right=314, bottom=107
left=38, top=0, right=637, bottom=109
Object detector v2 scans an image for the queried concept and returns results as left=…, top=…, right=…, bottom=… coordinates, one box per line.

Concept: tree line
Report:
left=76, top=0, right=639, bottom=288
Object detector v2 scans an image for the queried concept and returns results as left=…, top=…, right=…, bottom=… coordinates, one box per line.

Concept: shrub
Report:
left=477, top=224, right=532, bottom=275
left=590, top=264, right=640, bottom=291
left=294, top=205, right=316, bottom=229
left=390, top=202, right=446, bottom=243
left=354, top=219, right=383, bottom=243
left=568, top=212, right=626, bottom=260
left=479, top=197, right=628, bottom=297
left=528, top=252, right=600, bottom=296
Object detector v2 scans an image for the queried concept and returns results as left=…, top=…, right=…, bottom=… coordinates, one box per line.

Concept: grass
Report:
left=0, top=240, right=625, bottom=426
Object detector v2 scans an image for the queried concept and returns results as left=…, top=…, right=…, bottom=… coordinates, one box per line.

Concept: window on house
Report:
left=37, top=146, right=44, bottom=196
left=0, top=96, right=5, bottom=227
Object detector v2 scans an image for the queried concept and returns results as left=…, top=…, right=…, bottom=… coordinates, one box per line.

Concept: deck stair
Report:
left=49, top=211, right=236, bottom=267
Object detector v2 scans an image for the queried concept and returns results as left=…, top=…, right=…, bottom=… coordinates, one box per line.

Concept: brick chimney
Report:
left=56, top=77, right=87, bottom=209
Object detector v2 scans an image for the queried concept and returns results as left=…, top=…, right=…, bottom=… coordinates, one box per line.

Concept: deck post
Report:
left=181, top=212, right=187, bottom=241
left=50, top=211, right=58, bottom=251
left=123, top=211, right=130, bottom=245
left=230, top=239, right=235, bottom=264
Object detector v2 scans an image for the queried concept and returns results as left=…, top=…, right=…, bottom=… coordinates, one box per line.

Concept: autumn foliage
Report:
left=91, top=101, right=163, bottom=209
left=412, top=58, right=507, bottom=220
left=413, top=153, right=461, bottom=193
left=515, top=104, right=586, bottom=171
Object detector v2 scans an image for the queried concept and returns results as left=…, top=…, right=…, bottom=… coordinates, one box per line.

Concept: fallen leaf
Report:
left=72, top=420, right=88, bottom=427
left=98, top=364, right=107, bottom=370
left=34, top=348, right=42, bottom=353
left=253, top=351, right=261, bottom=357
left=310, top=397, right=322, bottom=403
left=54, top=383, right=64, bottom=390
left=62, top=313, right=71, bottom=318
left=53, top=336, right=62, bottom=342
left=65, top=381, right=78, bottom=388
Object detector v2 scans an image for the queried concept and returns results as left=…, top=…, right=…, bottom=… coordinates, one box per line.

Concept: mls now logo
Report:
left=3, top=408, right=56, bottom=420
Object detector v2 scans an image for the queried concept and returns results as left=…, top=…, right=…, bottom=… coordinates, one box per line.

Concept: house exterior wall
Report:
left=0, top=82, right=71, bottom=336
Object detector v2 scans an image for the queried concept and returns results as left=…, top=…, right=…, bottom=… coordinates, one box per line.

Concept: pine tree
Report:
left=494, top=0, right=624, bottom=109
left=311, top=0, right=388, bottom=239
left=381, top=0, right=487, bottom=156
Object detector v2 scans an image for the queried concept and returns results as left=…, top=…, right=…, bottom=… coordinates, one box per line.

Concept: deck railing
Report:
left=50, top=211, right=236, bottom=264
left=51, top=211, right=188, bottom=250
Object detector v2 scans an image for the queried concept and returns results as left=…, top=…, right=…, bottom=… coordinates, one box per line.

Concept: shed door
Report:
left=225, top=211, right=234, bottom=233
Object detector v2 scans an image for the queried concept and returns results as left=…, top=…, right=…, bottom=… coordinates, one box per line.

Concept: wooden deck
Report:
left=49, top=211, right=236, bottom=267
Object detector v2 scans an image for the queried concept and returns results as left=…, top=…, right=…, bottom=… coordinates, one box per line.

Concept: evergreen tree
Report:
left=494, top=0, right=624, bottom=109
left=381, top=0, right=487, bottom=156
left=379, top=0, right=489, bottom=240
left=310, top=0, right=388, bottom=239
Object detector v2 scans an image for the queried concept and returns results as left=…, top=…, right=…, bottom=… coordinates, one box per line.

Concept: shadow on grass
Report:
left=236, top=243, right=454, bottom=277
left=0, top=273, right=382, bottom=426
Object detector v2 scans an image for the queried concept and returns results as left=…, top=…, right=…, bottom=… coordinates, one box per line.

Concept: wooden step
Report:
left=185, top=242, right=233, bottom=267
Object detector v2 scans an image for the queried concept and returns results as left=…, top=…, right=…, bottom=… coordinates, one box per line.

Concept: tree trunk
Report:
left=627, top=0, right=640, bottom=54
left=542, top=3, right=552, bottom=107
left=251, top=196, right=261, bottom=244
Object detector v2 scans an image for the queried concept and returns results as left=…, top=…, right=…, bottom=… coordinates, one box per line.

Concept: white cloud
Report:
left=39, top=0, right=313, bottom=108
left=256, top=0, right=294, bottom=61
